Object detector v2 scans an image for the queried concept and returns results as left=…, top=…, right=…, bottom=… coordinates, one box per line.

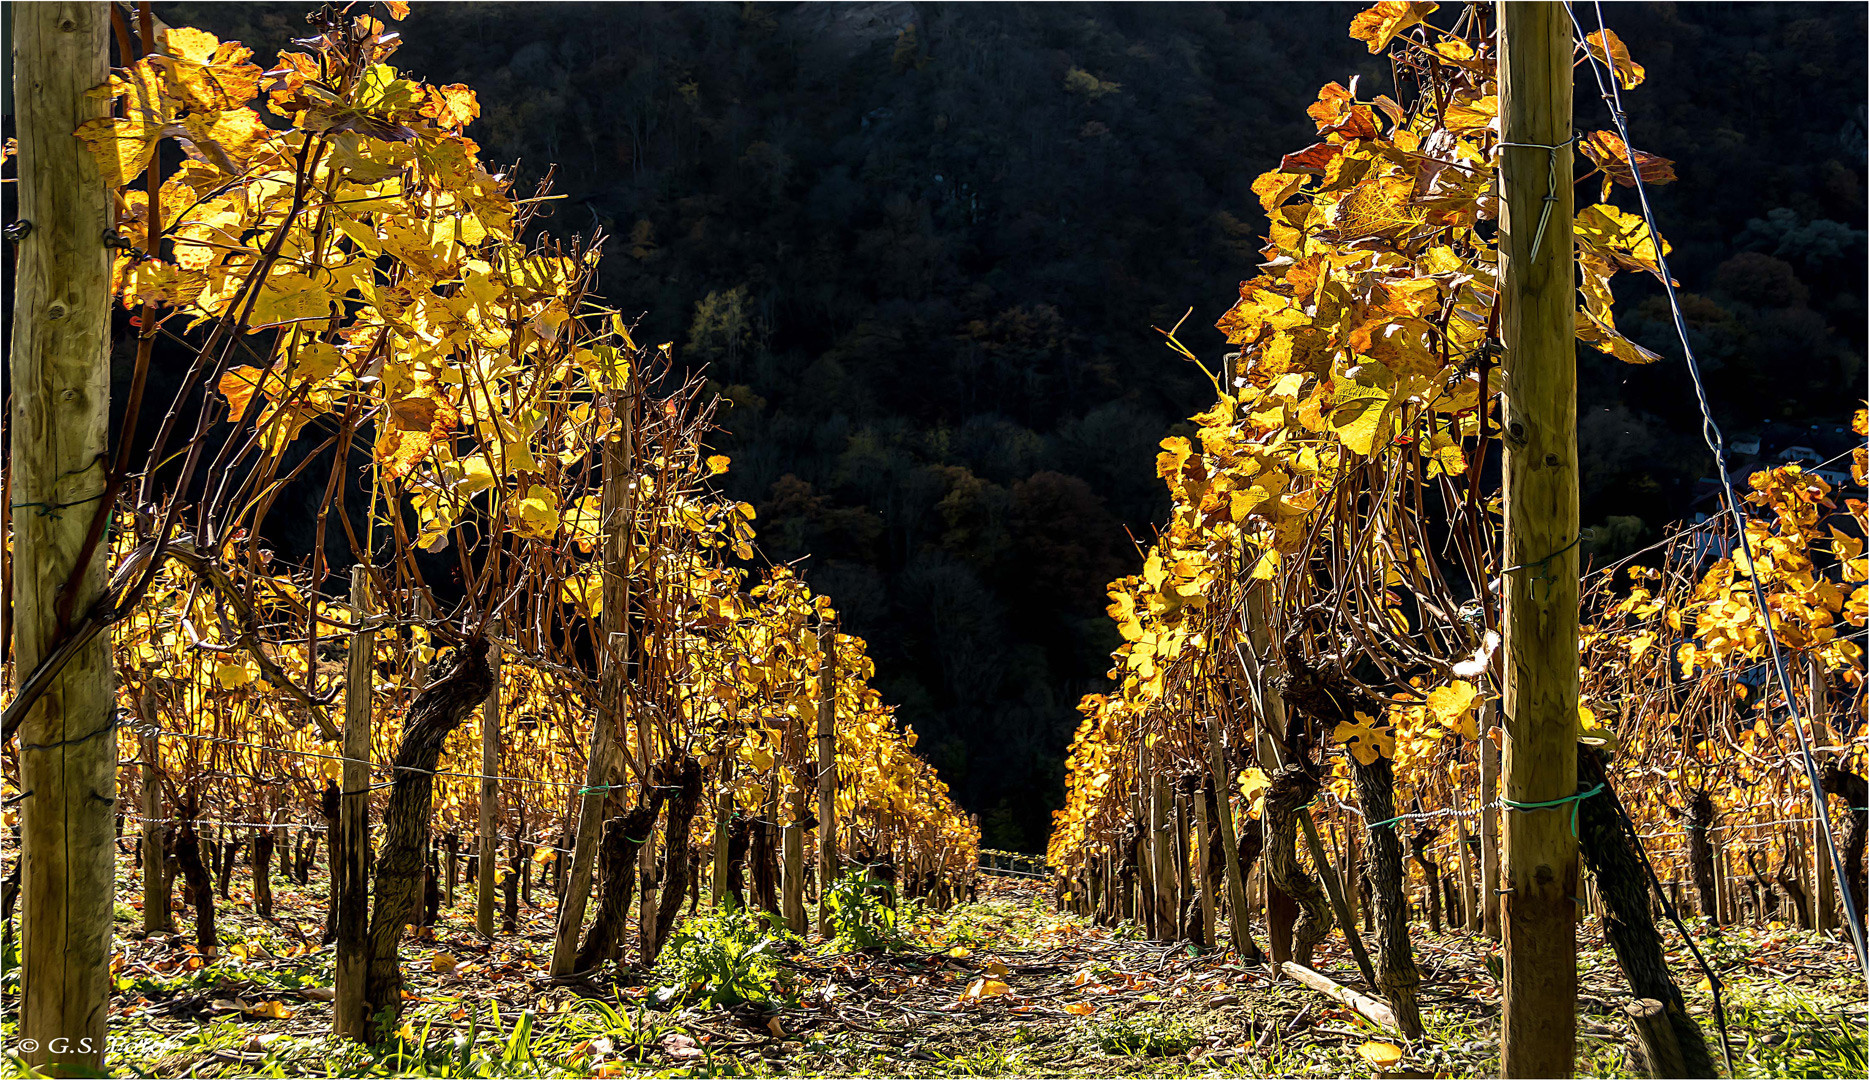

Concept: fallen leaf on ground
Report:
left=661, top=1032, right=703, bottom=1061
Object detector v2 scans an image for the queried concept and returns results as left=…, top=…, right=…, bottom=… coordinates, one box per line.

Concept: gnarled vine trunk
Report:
left=251, top=829, right=274, bottom=918
left=1351, top=755, right=1423, bottom=1039
left=1576, top=747, right=1715, bottom=1077
left=1275, top=634, right=1418, bottom=1034
left=362, top=641, right=492, bottom=1039
left=174, top=821, right=216, bottom=956
left=1233, top=816, right=1268, bottom=962
left=1684, top=790, right=1718, bottom=923
left=1408, top=825, right=1442, bottom=933
left=725, top=816, right=752, bottom=906
left=651, top=756, right=705, bottom=961
left=1822, top=762, right=1867, bottom=934
left=575, top=802, right=656, bottom=972
left=1262, top=763, right=1331, bottom=965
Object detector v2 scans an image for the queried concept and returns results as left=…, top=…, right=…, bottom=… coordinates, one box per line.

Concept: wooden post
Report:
left=476, top=638, right=500, bottom=937
left=409, top=594, right=432, bottom=690
left=1149, top=770, right=1175, bottom=939
left=1174, top=783, right=1193, bottom=935
left=550, top=662, right=616, bottom=966
left=11, top=4, right=113, bottom=1070
left=1205, top=722, right=1249, bottom=955
left=816, top=617, right=838, bottom=933
left=782, top=795, right=806, bottom=933
left=1810, top=659, right=1836, bottom=934
left=334, top=567, right=375, bottom=1039
left=552, top=386, right=632, bottom=975
left=1710, top=827, right=1727, bottom=926
left=1499, top=4, right=1580, bottom=1074
left=1131, top=768, right=1154, bottom=938
left=1481, top=700, right=1503, bottom=940
left=1194, top=778, right=1216, bottom=946
left=138, top=689, right=171, bottom=934
left=1625, top=999, right=1688, bottom=1080
left=712, top=757, right=735, bottom=904
left=1457, top=804, right=1476, bottom=933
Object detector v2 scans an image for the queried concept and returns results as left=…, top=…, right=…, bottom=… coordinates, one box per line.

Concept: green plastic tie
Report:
left=1502, top=782, right=1605, bottom=837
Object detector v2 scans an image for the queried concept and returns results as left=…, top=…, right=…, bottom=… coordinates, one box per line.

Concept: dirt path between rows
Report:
left=92, top=857, right=1862, bottom=1077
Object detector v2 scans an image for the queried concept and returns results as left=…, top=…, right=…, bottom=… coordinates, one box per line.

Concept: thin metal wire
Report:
left=122, top=725, right=591, bottom=790
left=1566, top=0, right=1869, bottom=987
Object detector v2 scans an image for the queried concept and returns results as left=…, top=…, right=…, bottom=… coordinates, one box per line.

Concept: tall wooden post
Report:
left=552, top=393, right=632, bottom=975
left=1481, top=700, right=1502, bottom=939
left=11, top=4, right=114, bottom=1070
left=137, top=690, right=171, bottom=934
left=1498, top=4, right=1580, bottom=1074
left=476, top=638, right=501, bottom=937
left=334, top=566, right=376, bottom=1038
left=816, top=617, right=838, bottom=933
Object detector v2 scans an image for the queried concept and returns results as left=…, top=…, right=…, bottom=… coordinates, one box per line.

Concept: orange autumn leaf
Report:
left=1348, top=1, right=1438, bottom=55
left=217, top=365, right=266, bottom=422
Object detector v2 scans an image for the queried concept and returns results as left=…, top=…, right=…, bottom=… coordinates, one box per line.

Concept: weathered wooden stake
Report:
left=816, top=617, right=838, bottom=933
left=1150, top=769, right=1175, bottom=939
left=334, top=567, right=375, bottom=1039
left=1205, top=721, right=1250, bottom=956
left=1810, top=659, right=1837, bottom=934
left=712, top=756, right=735, bottom=904
left=1481, top=699, right=1502, bottom=940
left=1457, top=796, right=1477, bottom=933
left=11, top=4, right=114, bottom=1069
left=140, top=717, right=171, bottom=933
left=1499, top=3, right=1580, bottom=1073
left=782, top=807, right=806, bottom=933
left=1194, top=777, right=1217, bottom=946
left=551, top=390, right=631, bottom=976
left=476, top=638, right=500, bottom=937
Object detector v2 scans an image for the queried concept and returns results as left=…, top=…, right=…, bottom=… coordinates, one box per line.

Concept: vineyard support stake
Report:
left=1810, top=658, right=1836, bottom=933
left=551, top=391, right=633, bottom=976
left=1498, top=3, right=1581, bottom=1074
left=334, top=566, right=375, bottom=1038
left=816, top=615, right=838, bottom=935
left=477, top=637, right=500, bottom=937
left=11, top=4, right=113, bottom=1070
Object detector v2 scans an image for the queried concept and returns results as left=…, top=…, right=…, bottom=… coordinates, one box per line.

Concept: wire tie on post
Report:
left=1495, top=134, right=1579, bottom=264
left=1502, top=782, right=1604, bottom=838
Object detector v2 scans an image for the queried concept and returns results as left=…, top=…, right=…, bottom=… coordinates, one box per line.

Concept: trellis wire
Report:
left=1566, top=0, right=1869, bottom=986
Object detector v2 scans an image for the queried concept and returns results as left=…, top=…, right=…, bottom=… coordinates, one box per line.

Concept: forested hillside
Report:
left=160, top=1, right=1866, bottom=849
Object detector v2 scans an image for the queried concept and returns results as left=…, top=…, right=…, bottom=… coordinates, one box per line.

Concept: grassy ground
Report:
left=1, top=848, right=1861, bottom=1077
